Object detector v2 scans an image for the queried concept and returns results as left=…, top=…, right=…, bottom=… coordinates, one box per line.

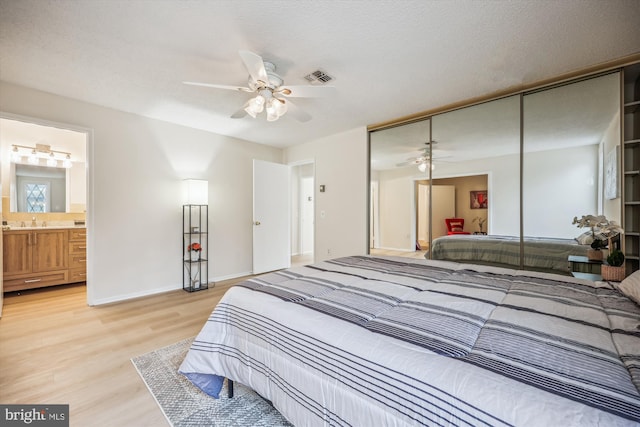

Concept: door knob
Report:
left=254, top=221, right=261, bottom=226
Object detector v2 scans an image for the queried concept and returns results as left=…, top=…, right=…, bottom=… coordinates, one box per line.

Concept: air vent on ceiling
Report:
left=304, top=69, right=334, bottom=84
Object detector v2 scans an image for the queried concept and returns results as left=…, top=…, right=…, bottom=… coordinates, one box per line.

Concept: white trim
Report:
left=0, top=111, right=94, bottom=305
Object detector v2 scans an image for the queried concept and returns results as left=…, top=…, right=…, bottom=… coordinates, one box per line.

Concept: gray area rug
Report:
left=131, top=337, right=292, bottom=426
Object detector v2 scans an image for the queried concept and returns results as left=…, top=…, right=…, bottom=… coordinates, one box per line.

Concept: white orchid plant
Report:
left=572, top=214, right=624, bottom=250
left=472, top=216, right=487, bottom=232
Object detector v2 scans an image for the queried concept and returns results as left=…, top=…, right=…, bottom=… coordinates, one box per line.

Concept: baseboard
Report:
left=90, top=284, right=180, bottom=306
left=375, top=246, right=415, bottom=252
left=211, top=271, right=253, bottom=283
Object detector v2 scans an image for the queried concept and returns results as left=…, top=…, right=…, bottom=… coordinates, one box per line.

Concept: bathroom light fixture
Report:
left=46, top=152, right=58, bottom=167
left=28, top=149, right=39, bottom=165
left=10, top=144, right=73, bottom=168
left=10, top=145, right=21, bottom=162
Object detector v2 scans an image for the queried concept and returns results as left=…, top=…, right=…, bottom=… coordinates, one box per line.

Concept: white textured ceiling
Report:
left=1, top=0, right=639, bottom=149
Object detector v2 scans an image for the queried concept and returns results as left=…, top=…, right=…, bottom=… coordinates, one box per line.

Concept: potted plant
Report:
left=589, top=238, right=607, bottom=261
left=187, top=242, right=202, bottom=261
left=602, top=249, right=625, bottom=281
left=572, top=215, right=623, bottom=261
left=472, top=216, right=487, bottom=234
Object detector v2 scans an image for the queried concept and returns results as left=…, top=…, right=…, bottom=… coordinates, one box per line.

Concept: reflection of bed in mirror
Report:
left=427, top=234, right=589, bottom=275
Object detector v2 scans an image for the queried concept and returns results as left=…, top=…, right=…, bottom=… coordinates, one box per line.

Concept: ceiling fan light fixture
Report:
left=274, top=98, right=287, bottom=116
left=265, top=100, right=280, bottom=121
left=266, top=110, right=279, bottom=122
left=417, top=162, right=435, bottom=173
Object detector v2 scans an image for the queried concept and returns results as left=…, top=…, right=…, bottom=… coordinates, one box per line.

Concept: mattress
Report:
left=179, top=255, right=640, bottom=426
left=428, top=234, right=590, bottom=274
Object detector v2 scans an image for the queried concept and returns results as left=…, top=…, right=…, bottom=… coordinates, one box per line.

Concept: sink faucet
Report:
left=31, top=217, right=37, bottom=227
left=42, top=221, right=47, bottom=227
left=20, top=221, right=26, bottom=228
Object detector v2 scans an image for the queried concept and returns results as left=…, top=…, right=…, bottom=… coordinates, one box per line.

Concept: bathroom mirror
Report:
left=0, top=117, right=87, bottom=213
left=14, top=164, right=66, bottom=213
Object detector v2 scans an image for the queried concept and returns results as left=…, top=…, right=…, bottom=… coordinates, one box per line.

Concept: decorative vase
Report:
left=587, top=249, right=603, bottom=261
left=601, top=264, right=625, bottom=282
left=190, top=251, right=200, bottom=262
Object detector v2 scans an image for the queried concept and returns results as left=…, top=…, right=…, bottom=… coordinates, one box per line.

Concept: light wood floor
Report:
left=0, top=279, right=242, bottom=427
left=0, top=251, right=420, bottom=426
left=370, top=248, right=428, bottom=259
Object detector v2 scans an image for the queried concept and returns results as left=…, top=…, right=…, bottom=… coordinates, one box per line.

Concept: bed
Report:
left=428, top=234, right=590, bottom=275
left=179, top=255, right=640, bottom=426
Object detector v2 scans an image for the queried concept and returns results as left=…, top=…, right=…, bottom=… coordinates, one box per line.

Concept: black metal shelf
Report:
left=624, top=100, right=640, bottom=114
left=183, top=204, right=209, bottom=292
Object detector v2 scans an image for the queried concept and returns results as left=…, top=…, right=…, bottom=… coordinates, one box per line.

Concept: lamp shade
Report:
left=182, top=179, right=208, bottom=205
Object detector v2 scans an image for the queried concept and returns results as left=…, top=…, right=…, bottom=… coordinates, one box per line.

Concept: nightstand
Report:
left=569, top=255, right=603, bottom=280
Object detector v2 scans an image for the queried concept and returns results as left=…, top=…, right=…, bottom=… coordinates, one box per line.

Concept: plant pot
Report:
left=587, top=249, right=603, bottom=261
left=601, top=264, right=625, bottom=282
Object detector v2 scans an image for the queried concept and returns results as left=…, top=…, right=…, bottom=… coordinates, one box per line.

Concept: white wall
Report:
left=0, top=81, right=282, bottom=304
left=523, top=144, right=599, bottom=237
left=374, top=144, right=600, bottom=242
left=284, top=127, right=368, bottom=261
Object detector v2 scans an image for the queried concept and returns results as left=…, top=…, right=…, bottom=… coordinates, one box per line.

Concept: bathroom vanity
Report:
left=3, top=227, right=86, bottom=292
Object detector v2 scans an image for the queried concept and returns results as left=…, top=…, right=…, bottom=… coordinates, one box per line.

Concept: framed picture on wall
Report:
left=605, top=146, right=619, bottom=200
left=470, top=190, right=488, bottom=209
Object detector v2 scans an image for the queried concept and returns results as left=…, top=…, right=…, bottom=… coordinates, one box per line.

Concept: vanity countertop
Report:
left=3, top=225, right=86, bottom=231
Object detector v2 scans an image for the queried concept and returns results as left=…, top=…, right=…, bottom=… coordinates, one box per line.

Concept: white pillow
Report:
left=575, top=231, right=594, bottom=245
left=617, top=270, right=640, bottom=305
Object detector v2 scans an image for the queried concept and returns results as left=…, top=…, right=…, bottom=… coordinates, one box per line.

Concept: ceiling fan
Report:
left=183, top=50, right=335, bottom=122
left=396, top=141, right=444, bottom=168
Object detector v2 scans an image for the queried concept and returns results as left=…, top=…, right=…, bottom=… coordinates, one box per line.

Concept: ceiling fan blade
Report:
left=284, top=99, right=312, bottom=122
left=397, top=159, right=421, bottom=167
left=277, top=85, right=336, bottom=98
left=183, top=81, right=252, bottom=92
left=230, top=102, right=249, bottom=119
left=239, top=50, right=268, bottom=84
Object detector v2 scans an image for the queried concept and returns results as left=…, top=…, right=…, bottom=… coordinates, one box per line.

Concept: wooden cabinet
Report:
left=623, top=63, right=640, bottom=276
left=3, top=228, right=86, bottom=292
left=68, top=228, right=87, bottom=284
left=3, top=230, right=32, bottom=277
left=32, top=230, right=68, bottom=273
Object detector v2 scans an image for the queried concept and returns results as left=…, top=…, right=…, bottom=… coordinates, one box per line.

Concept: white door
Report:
left=301, top=176, right=314, bottom=254
left=431, top=185, right=456, bottom=239
left=253, top=160, right=291, bottom=274
left=370, top=181, right=379, bottom=249
left=418, top=183, right=429, bottom=242
left=417, top=184, right=456, bottom=247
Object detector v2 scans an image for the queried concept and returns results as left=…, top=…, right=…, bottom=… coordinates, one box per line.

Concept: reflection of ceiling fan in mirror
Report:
left=396, top=141, right=448, bottom=171
left=183, top=50, right=335, bottom=122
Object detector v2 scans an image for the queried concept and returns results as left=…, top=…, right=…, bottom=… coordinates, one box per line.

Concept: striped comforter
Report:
left=179, top=256, right=640, bottom=426
left=429, top=234, right=590, bottom=274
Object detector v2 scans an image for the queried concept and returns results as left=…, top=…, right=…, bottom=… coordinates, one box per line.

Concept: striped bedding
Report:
left=429, top=234, right=589, bottom=274
left=179, top=255, right=640, bottom=426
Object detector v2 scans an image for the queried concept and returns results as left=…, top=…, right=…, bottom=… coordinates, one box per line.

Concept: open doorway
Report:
left=1, top=115, right=89, bottom=313
left=290, top=162, right=314, bottom=267
left=415, top=174, right=489, bottom=249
